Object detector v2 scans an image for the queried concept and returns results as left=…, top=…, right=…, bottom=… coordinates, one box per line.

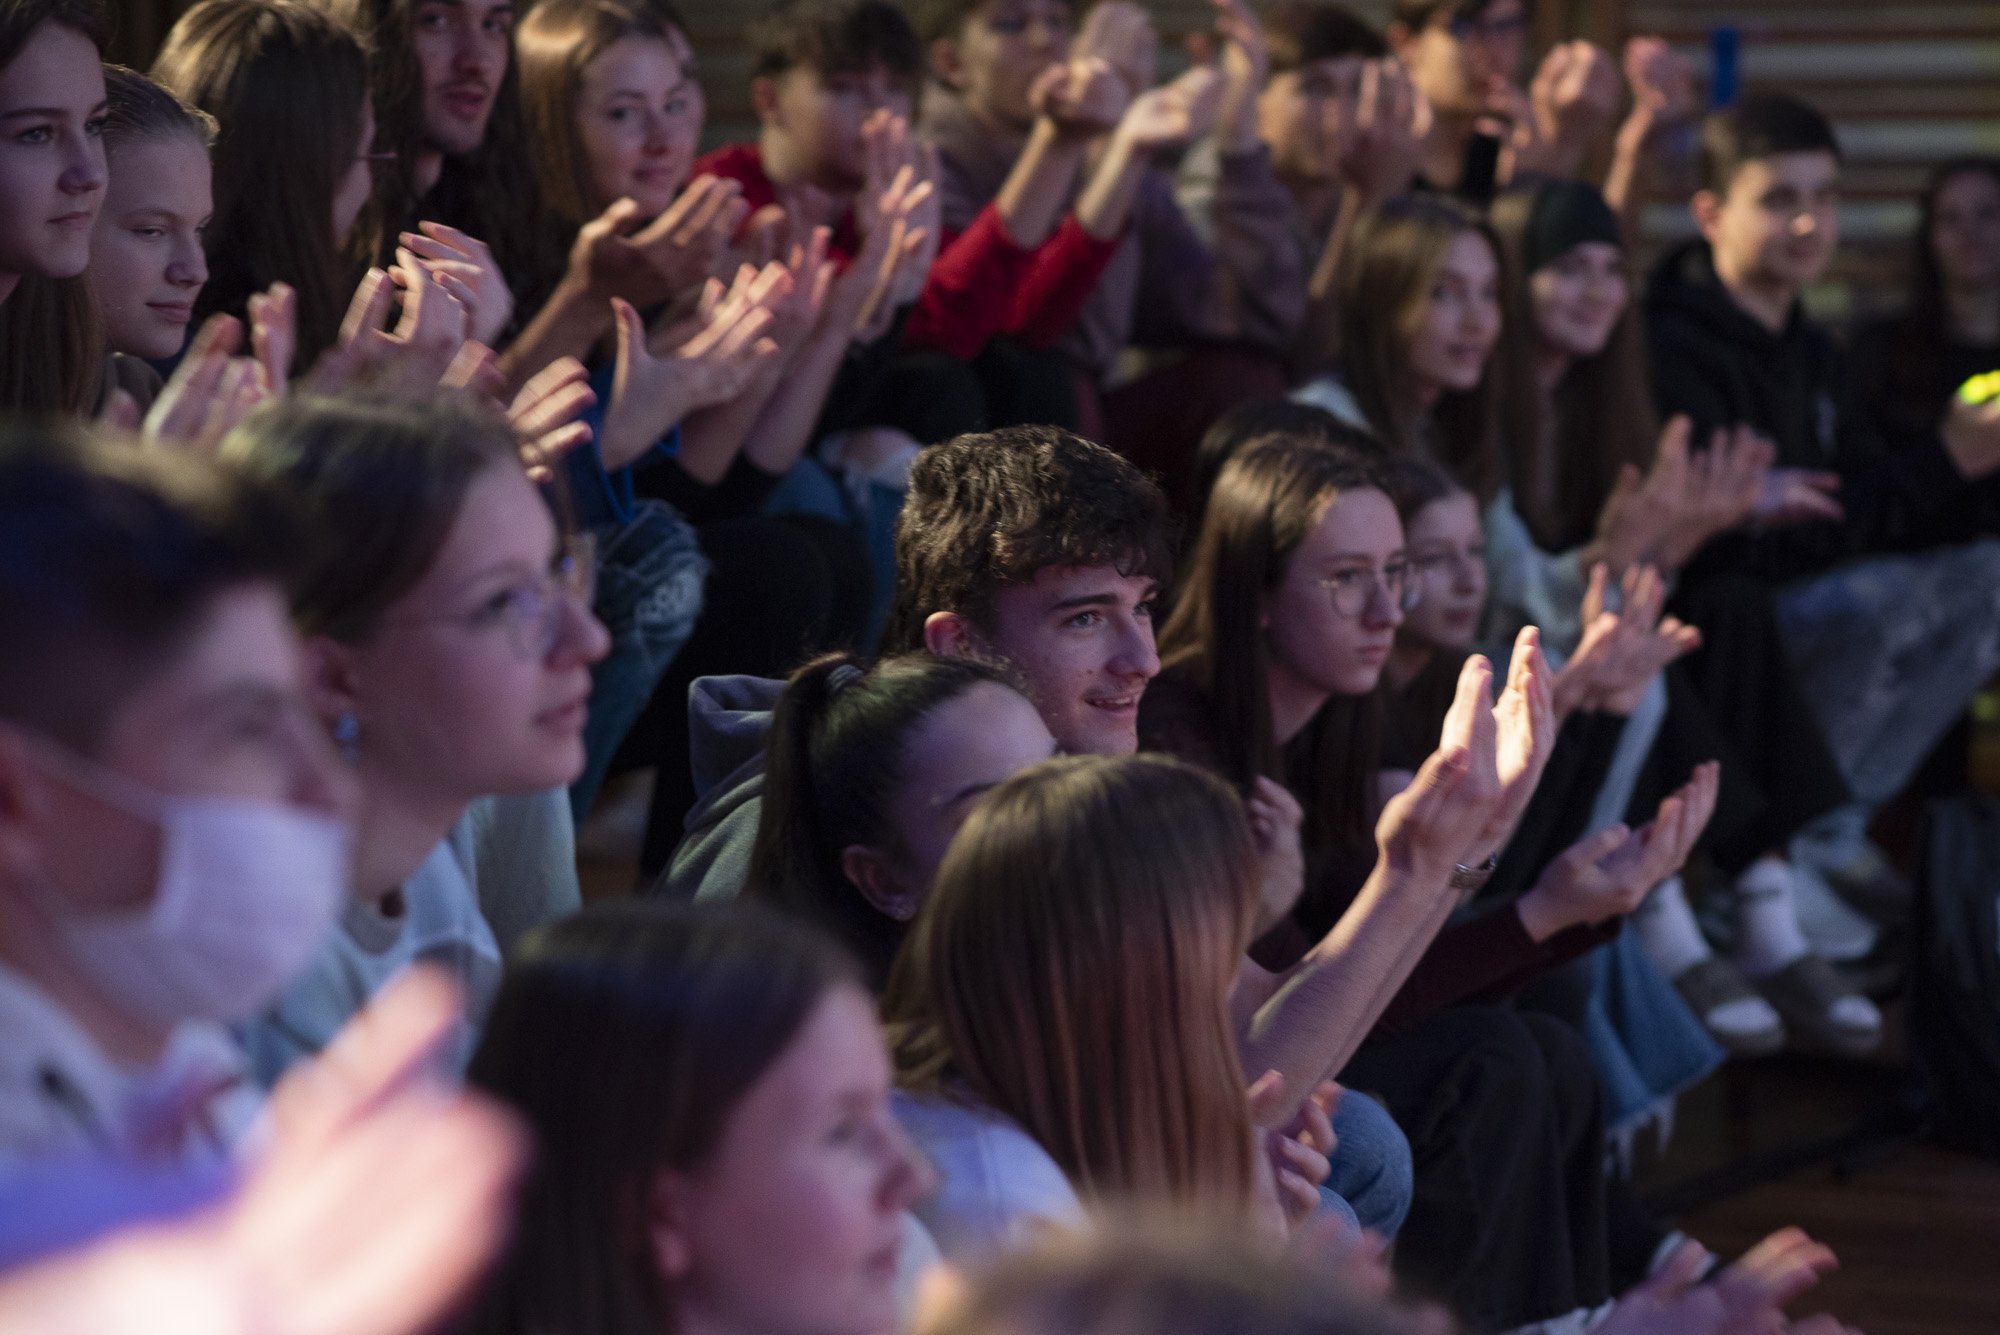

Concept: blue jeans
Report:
left=1324, top=1089, right=1413, bottom=1239
left=572, top=500, right=707, bottom=822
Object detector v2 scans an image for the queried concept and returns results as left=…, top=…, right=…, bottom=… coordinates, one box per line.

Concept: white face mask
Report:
left=30, top=742, right=353, bottom=1027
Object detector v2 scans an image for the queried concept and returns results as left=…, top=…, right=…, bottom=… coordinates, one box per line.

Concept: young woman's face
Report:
left=1405, top=228, right=1500, bottom=396
left=0, top=21, right=107, bottom=284
left=1528, top=239, right=1627, bottom=360
left=1398, top=491, right=1486, bottom=654
left=332, top=100, right=377, bottom=248
left=335, top=461, right=610, bottom=805
left=1257, top=57, right=1365, bottom=185
left=1930, top=168, right=2000, bottom=295
left=866, top=681, right=1057, bottom=906
left=660, top=984, right=933, bottom=1335
left=576, top=31, right=703, bottom=218
left=1263, top=487, right=1407, bottom=699
left=90, top=134, right=212, bottom=360
left=939, top=0, right=1072, bottom=131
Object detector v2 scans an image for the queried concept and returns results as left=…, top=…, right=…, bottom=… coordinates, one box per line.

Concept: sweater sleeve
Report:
left=1159, top=141, right=1307, bottom=352
left=899, top=204, right=1036, bottom=360
left=1002, top=214, right=1124, bottom=349
left=1371, top=907, right=1618, bottom=1036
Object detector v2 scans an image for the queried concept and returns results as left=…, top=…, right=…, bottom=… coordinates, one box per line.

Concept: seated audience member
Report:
left=915, top=0, right=1305, bottom=496
left=88, top=67, right=217, bottom=410
left=0, top=0, right=108, bottom=416
left=222, top=394, right=604, bottom=1082
left=663, top=424, right=1172, bottom=898
left=1648, top=94, right=2000, bottom=1009
left=1190, top=396, right=1381, bottom=535
left=458, top=898, right=937, bottom=1335
left=1148, top=435, right=1719, bottom=1326
left=0, top=971, right=525, bottom=1335
left=883, top=755, right=1336, bottom=1256
left=745, top=653, right=1053, bottom=983
left=0, top=422, right=353, bottom=1164
left=154, top=0, right=425, bottom=377
left=1851, top=156, right=2000, bottom=554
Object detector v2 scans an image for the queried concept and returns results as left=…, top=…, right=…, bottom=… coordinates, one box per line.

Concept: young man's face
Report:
left=3, top=583, right=354, bottom=920
left=762, top=64, right=912, bottom=193
left=412, top=0, right=514, bottom=157
left=1698, top=150, right=1840, bottom=295
left=1258, top=56, right=1367, bottom=184
left=934, top=0, right=1073, bottom=131
left=1393, top=0, right=1524, bottom=119
left=940, top=564, right=1161, bottom=756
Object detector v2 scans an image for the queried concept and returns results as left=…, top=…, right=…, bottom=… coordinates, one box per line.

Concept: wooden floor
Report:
left=1633, top=1050, right=2000, bottom=1333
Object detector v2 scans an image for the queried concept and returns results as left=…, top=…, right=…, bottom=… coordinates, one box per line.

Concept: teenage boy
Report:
left=1647, top=92, right=2000, bottom=1033
left=0, top=424, right=355, bottom=1165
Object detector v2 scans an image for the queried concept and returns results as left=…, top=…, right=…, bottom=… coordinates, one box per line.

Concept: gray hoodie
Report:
left=651, top=675, right=783, bottom=901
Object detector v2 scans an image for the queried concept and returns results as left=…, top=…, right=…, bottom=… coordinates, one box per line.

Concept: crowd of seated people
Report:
left=6, top=0, right=1998, bottom=1328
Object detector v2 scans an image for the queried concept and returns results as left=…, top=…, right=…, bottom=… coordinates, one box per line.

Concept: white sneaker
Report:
left=1789, top=860, right=1879, bottom=962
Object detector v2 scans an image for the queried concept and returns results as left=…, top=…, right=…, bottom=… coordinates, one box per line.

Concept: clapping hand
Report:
left=306, top=256, right=469, bottom=394
left=1515, top=762, right=1718, bottom=942
left=1556, top=564, right=1701, bottom=717
left=1117, top=64, right=1225, bottom=154
left=603, top=264, right=781, bottom=469
left=1376, top=653, right=1504, bottom=887
left=397, top=222, right=515, bottom=348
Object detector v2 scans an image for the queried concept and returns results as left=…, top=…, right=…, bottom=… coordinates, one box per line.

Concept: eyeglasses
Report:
left=1315, top=562, right=1421, bottom=618
left=389, top=533, right=598, bottom=661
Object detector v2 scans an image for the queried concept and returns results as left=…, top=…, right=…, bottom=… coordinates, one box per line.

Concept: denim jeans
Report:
left=571, top=499, right=707, bottom=822
left=1324, top=1088, right=1413, bottom=1239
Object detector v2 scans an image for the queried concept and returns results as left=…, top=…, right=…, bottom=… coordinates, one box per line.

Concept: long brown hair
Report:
left=1158, top=436, right=1388, bottom=853
left=1332, top=193, right=1504, bottom=500
left=0, top=0, right=106, bottom=413
left=1489, top=184, right=1658, bottom=552
left=884, top=754, right=1260, bottom=1214
left=1886, top=157, right=2000, bottom=414
left=154, top=0, right=371, bottom=372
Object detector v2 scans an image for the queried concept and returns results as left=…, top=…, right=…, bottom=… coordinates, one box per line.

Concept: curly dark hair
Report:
left=882, top=426, right=1175, bottom=654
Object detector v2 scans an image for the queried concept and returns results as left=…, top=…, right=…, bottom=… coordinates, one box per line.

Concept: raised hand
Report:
left=1376, top=653, right=1503, bottom=885
left=1561, top=564, right=1701, bottom=716
left=1470, top=626, right=1557, bottom=862
left=1206, top=0, right=1269, bottom=151
left=1524, top=41, right=1622, bottom=173
left=1117, top=64, right=1225, bottom=154
left=1073, top=0, right=1157, bottom=102
left=1516, top=761, right=1718, bottom=941
left=1622, top=36, right=1696, bottom=129
left=1031, top=55, right=1131, bottom=138
left=139, top=314, right=268, bottom=455
left=1247, top=775, right=1307, bottom=933
left=246, top=280, right=295, bottom=397
left=604, top=268, right=780, bottom=469
left=507, top=356, right=597, bottom=483
left=565, top=181, right=746, bottom=311
left=307, top=257, right=469, bottom=394
left=398, top=222, right=515, bottom=348
left=1343, top=57, right=1428, bottom=206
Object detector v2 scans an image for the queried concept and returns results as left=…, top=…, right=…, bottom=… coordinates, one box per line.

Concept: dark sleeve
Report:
left=1826, top=337, right=1972, bottom=551
left=1371, top=907, right=1618, bottom=1037
left=638, top=453, right=783, bottom=526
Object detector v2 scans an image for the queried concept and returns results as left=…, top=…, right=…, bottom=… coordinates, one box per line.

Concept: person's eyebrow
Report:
left=0, top=104, right=102, bottom=121
left=942, top=740, right=1060, bottom=806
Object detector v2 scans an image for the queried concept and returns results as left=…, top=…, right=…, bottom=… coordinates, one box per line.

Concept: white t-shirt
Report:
left=893, top=1090, right=1085, bottom=1262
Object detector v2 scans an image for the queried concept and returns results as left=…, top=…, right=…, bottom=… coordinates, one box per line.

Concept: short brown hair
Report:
left=1697, top=91, right=1841, bottom=196
left=0, top=421, right=294, bottom=750
left=748, top=0, right=920, bottom=85
left=883, top=426, right=1175, bottom=653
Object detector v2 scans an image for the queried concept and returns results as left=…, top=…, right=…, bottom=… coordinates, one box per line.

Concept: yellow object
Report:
left=1957, top=371, right=2000, bottom=407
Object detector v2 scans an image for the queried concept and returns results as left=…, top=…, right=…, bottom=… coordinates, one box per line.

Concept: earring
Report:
left=332, top=712, right=361, bottom=764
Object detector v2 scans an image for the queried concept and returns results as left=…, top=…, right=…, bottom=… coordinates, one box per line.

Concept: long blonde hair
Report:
left=885, top=755, right=1260, bottom=1214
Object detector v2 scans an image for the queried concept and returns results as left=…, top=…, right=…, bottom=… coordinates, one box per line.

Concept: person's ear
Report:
left=1690, top=188, right=1723, bottom=244
left=301, top=635, right=362, bottom=735
left=923, top=610, right=981, bottom=660
left=750, top=73, right=782, bottom=126
left=841, top=844, right=924, bottom=921
left=646, top=1168, right=697, bottom=1281
left=929, top=36, right=965, bottom=90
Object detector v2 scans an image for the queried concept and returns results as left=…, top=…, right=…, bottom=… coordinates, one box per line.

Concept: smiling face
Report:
left=657, top=984, right=933, bottom=1335
left=974, top=564, right=1161, bottom=757
left=1405, top=227, right=1501, bottom=398
left=325, top=462, right=610, bottom=805
left=1930, top=167, right=2000, bottom=295
left=1263, top=487, right=1407, bottom=702
left=1529, top=239, right=1628, bottom=360
left=90, top=133, right=212, bottom=359
left=411, top=0, right=513, bottom=156
left=1698, top=150, right=1840, bottom=297
left=1398, top=490, right=1486, bottom=654
left=0, top=20, right=107, bottom=287
left=1257, top=55, right=1366, bottom=185
left=576, top=30, right=703, bottom=217
left=933, top=0, right=1071, bottom=131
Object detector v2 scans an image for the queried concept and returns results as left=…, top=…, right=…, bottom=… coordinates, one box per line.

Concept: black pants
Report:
left=1340, top=1006, right=1611, bottom=1329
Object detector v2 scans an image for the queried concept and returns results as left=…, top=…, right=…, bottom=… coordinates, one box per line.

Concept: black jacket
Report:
left=1645, top=239, right=1966, bottom=582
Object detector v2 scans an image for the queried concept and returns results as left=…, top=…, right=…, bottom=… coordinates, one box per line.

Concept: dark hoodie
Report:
left=1645, top=238, right=1968, bottom=583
